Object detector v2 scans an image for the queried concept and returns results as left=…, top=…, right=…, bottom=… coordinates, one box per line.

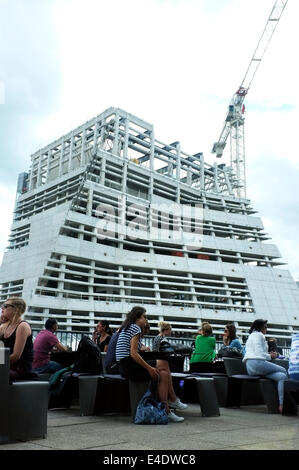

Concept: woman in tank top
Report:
left=0, top=297, right=33, bottom=380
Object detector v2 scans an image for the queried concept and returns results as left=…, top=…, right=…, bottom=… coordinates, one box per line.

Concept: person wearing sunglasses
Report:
left=223, top=323, right=243, bottom=352
left=0, top=298, right=33, bottom=380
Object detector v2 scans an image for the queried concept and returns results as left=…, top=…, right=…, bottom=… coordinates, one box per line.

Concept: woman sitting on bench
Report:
left=116, top=306, right=187, bottom=423
left=243, top=319, right=288, bottom=414
left=0, top=297, right=33, bottom=380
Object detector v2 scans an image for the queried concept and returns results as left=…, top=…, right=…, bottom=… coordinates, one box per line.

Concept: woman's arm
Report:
left=253, top=333, right=271, bottom=360
left=229, top=339, right=242, bottom=351
left=130, top=334, right=159, bottom=380
left=10, top=322, right=31, bottom=364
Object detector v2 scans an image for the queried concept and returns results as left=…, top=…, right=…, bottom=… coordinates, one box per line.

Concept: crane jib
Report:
left=211, top=0, right=289, bottom=199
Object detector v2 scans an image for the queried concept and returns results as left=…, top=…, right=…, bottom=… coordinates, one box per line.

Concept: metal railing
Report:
left=32, top=329, right=291, bottom=369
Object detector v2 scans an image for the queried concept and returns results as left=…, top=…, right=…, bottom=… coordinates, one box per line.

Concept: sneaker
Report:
left=168, top=411, right=184, bottom=423
left=168, top=397, right=188, bottom=410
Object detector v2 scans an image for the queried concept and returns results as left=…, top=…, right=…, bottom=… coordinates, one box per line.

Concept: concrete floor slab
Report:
left=1, top=404, right=298, bottom=451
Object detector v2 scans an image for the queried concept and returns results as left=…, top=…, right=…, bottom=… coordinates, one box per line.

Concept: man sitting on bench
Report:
left=32, top=318, right=68, bottom=374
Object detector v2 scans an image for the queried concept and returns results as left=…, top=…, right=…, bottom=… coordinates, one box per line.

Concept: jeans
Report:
left=246, top=359, right=288, bottom=405
left=33, top=360, right=63, bottom=374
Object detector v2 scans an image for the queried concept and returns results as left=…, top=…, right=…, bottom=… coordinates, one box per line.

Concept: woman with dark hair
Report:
left=0, top=297, right=33, bottom=380
left=95, top=320, right=112, bottom=352
left=223, top=323, right=243, bottom=352
left=243, top=319, right=288, bottom=413
left=116, top=306, right=187, bottom=423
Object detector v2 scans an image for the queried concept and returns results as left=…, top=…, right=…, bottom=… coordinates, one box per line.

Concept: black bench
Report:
left=223, top=357, right=294, bottom=413
left=223, top=357, right=264, bottom=407
left=171, top=372, right=220, bottom=417
left=0, top=348, right=49, bottom=443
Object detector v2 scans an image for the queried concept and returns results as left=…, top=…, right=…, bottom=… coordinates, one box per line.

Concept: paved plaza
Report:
left=1, top=403, right=298, bottom=451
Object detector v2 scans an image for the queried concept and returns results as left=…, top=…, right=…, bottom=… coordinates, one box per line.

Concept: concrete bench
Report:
left=171, top=372, right=220, bottom=417
left=79, top=373, right=131, bottom=416
left=79, top=352, right=220, bottom=420
left=258, top=361, right=298, bottom=415
left=223, top=357, right=291, bottom=410
left=0, top=348, right=49, bottom=443
left=223, top=357, right=265, bottom=407
left=79, top=372, right=151, bottom=419
left=182, top=372, right=228, bottom=407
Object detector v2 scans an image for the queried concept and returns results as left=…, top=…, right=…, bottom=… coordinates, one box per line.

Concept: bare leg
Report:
left=156, top=360, right=176, bottom=411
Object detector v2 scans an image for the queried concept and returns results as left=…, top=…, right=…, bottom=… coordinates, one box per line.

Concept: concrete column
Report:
left=153, top=269, right=161, bottom=306
left=222, top=276, right=233, bottom=306
left=66, top=310, right=72, bottom=331
left=119, top=266, right=125, bottom=300
left=78, top=224, right=84, bottom=240
left=81, top=127, right=87, bottom=166
left=46, top=150, right=51, bottom=183
left=89, top=260, right=95, bottom=301
left=112, top=110, right=120, bottom=155
left=86, top=187, right=93, bottom=216
left=58, top=255, right=66, bottom=298
left=100, top=156, right=106, bottom=185
left=188, top=272, right=197, bottom=303
left=68, top=133, right=74, bottom=172
left=123, top=117, right=129, bottom=159
left=58, top=140, right=64, bottom=177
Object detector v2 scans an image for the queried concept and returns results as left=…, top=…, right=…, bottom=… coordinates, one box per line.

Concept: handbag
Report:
left=134, top=382, right=168, bottom=425
left=159, top=339, right=192, bottom=356
left=217, top=346, right=243, bottom=359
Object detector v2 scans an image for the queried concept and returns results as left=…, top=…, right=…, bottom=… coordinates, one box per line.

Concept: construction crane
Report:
left=212, top=0, right=288, bottom=198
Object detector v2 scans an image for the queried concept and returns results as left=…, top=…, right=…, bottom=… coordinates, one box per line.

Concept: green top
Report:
left=190, top=335, right=216, bottom=363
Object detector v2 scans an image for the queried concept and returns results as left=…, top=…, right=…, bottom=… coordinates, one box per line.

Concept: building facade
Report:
left=1, top=107, right=299, bottom=345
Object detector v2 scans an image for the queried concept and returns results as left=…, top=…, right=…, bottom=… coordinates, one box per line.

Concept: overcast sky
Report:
left=1, top=0, right=299, bottom=281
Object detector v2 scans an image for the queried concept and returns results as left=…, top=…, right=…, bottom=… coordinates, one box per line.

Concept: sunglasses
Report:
left=1, top=303, right=16, bottom=309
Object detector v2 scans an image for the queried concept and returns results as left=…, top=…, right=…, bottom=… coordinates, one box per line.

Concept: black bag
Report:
left=48, top=367, right=76, bottom=409
left=134, top=383, right=168, bottom=425
left=74, top=336, right=102, bottom=374
left=159, top=340, right=192, bottom=356
left=217, top=346, right=243, bottom=359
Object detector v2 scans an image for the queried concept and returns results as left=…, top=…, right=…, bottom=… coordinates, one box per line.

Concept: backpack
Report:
left=48, top=366, right=76, bottom=409
left=74, top=336, right=102, bottom=374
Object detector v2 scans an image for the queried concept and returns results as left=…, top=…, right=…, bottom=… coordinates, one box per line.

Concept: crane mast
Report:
left=212, top=0, right=288, bottom=198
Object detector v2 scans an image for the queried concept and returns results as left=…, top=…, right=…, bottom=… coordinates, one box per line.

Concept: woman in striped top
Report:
left=116, top=306, right=187, bottom=423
